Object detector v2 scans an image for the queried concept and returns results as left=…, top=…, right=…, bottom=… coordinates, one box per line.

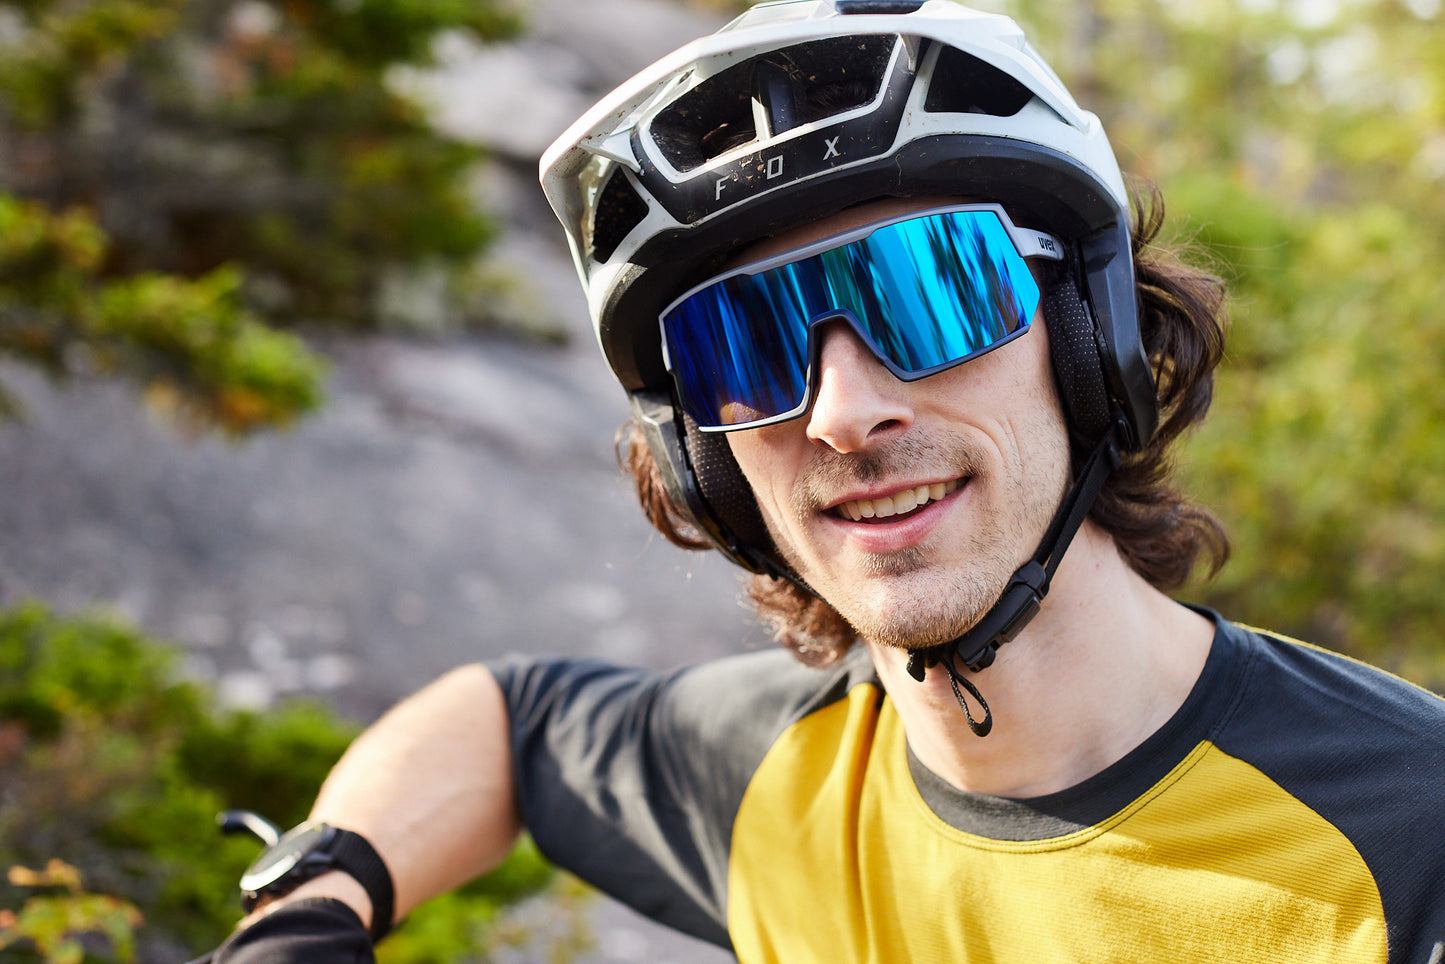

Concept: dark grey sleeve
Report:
left=486, top=646, right=872, bottom=947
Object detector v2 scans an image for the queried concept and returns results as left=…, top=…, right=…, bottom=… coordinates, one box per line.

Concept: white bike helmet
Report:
left=541, top=0, right=1158, bottom=711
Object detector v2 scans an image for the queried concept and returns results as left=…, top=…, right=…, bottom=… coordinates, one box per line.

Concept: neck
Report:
left=869, top=521, right=1215, bottom=799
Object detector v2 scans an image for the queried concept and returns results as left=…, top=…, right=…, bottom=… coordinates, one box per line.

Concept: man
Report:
left=209, top=2, right=1445, bottom=962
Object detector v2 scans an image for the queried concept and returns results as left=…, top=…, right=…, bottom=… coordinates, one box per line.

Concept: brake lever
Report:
left=217, top=809, right=283, bottom=848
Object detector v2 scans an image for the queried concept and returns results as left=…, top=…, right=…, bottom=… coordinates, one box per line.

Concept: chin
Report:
left=833, top=579, right=998, bottom=652
left=805, top=529, right=1022, bottom=647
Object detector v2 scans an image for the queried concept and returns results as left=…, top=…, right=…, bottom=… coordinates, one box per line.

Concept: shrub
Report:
left=0, top=603, right=564, bottom=962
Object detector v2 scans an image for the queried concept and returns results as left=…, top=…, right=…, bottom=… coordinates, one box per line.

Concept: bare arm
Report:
left=243, top=663, right=520, bottom=932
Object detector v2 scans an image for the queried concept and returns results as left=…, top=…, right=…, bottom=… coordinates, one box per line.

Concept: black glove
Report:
left=190, top=898, right=374, bottom=964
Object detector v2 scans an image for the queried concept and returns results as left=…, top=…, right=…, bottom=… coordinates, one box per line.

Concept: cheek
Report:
left=725, top=429, right=791, bottom=522
left=1009, top=330, right=1073, bottom=500
left=992, top=318, right=1066, bottom=427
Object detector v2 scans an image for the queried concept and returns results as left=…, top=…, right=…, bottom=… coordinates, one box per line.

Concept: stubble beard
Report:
left=775, top=433, right=1053, bottom=651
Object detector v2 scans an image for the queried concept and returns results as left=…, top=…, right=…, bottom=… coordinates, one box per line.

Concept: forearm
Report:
left=245, top=663, right=521, bottom=932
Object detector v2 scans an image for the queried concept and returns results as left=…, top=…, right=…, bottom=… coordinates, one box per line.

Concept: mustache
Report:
left=792, top=434, right=987, bottom=512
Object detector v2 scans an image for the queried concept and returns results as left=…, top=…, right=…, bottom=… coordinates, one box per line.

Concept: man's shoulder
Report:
left=487, top=642, right=880, bottom=770
left=1221, top=619, right=1445, bottom=747
left=663, top=642, right=880, bottom=738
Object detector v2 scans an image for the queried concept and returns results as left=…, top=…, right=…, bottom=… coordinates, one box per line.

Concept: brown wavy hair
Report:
left=619, top=183, right=1230, bottom=666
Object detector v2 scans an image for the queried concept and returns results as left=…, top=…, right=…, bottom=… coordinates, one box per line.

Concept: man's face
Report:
left=724, top=198, right=1072, bottom=651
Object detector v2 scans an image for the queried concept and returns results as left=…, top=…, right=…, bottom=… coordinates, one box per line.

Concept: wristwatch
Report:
left=234, top=817, right=395, bottom=942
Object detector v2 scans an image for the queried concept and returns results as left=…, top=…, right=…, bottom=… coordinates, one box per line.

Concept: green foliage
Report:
left=92, top=267, right=326, bottom=432
left=0, top=861, right=143, bottom=964
left=0, top=603, right=563, bottom=961
left=0, top=601, right=336, bottom=952
left=375, top=838, right=585, bottom=964
left=0, top=193, right=326, bottom=430
left=288, top=0, right=521, bottom=68
left=0, top=0, right=522, bottom=432
left=0, top=0, right=181, bottom=128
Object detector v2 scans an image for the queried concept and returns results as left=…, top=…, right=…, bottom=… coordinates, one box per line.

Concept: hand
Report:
left=201, top=894, right=375, bottom=964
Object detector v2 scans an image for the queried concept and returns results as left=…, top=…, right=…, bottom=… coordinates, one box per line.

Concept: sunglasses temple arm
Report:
left=1015, top=228, right=1066, bottom=262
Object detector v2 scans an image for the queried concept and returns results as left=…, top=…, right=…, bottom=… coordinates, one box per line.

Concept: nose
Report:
left=805, top=324, right=915, bottom=453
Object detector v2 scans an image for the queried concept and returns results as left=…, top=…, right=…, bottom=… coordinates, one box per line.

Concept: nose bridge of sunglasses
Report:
left=802, top=308, right=901, bottom=380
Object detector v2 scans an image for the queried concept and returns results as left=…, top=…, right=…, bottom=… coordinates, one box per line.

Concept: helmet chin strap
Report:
left=904, top=424, right=1124, bottom=737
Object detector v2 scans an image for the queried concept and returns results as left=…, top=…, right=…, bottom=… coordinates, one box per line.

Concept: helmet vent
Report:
left=590, top=169, right=650, bottom=263
left=837, top=0, right=924, bottom=12
left=649, top=35, right=897, bottom=173
left=924, top=45, right=1034, bottom=117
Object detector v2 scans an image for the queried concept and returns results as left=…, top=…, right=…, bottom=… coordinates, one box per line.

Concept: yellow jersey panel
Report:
left=728, top=683, right=1386, bottom=964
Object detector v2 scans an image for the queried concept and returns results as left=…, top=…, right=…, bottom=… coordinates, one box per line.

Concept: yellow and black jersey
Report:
left=489, top=613, right=1445, bottom=963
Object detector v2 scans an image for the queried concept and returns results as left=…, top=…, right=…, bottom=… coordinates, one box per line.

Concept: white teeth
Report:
left=838, top=479, right=962, bottom=522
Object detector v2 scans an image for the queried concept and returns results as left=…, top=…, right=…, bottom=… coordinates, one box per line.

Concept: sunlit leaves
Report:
left=0, top=0, right=520, bottom=433
left=0, top=861, right=143, bottom=964
left=0, top=198, right=326, bottom=433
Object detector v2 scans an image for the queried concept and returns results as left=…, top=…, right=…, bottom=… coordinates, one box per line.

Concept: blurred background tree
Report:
left=0, top=0, right=520, bottom=433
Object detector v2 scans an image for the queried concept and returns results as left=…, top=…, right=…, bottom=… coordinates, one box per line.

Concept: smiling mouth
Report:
left=835, top=479, right=964, bottom=523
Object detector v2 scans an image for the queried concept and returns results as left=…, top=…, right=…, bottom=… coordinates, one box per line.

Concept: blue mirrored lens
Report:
left=663, top=209, right=1042, bottom=429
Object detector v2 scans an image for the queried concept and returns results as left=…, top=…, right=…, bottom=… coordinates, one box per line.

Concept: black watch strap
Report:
left=327, top=829, right=395, bottom=943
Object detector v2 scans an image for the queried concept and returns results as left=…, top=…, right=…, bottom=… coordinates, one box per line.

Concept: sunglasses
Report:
left=659, top=203, right=1065, bottom=432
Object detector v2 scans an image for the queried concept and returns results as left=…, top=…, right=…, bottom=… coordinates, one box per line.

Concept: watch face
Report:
left=239, top=821, right=332, bottom=893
